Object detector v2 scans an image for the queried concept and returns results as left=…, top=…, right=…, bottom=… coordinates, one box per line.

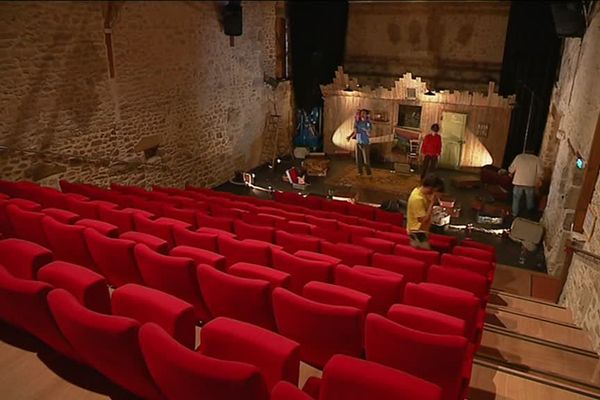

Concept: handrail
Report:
left=567, top=244, right=600, bottom=262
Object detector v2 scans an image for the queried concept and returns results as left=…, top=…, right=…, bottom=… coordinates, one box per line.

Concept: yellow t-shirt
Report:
left=407, top=187, right=431, bottom=232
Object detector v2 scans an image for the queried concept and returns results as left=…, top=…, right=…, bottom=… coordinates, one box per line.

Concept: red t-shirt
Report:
left=421, top=133, right=442, bottom=157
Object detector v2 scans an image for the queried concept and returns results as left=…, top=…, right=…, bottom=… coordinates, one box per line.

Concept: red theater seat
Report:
left=305, top=215, right=338, bottom=231
left=217, top=236, right=271, bottom=267
left=47, top=289, right=163, bottom=399
left=6, top=205, right=49, bottom=247
left=129, top=197, right=164, bottom=217
left=441, top=253, right=494, bottom=281
left=272, top=250, right=334, bottom=294
left=65, top=197, right=100, bottom=219
left=311, top=226, right=350, bottom=244
left=200, top=317, right=300, bottom=390
left=37, top=261, right=111, bottom=314
left=85, top=229, right=143, bottom=287
left=303, top=195, right=324, bottom=210
left=135, top=244, right=210, bottom=322
left=374, top=231, right=410, bottom=245
left=41, top=217, right=95, bottom=269
left=337, top=222, right=375, bottom=239
left=0, top=267, right=77, bottom=359
left=42, top=208, right=80, bottom=224
left=453, top=245, right=495, bottom=264
left=335, top=265, right=404, bottom=315
left=0, top=238, right=53, bottom=279
left=162, top=207, right=198, bottom=227
left=394, top=244, right=440, bottom=266
left=321, top=200, right=348, bottom=215
left=374, top=208, right=404, bottom=226
left=302, top=281, right=371, bottom=321
left=197, top=265, right=275, bottom=330
left=134, top=214, right=176, bottom=247
left=371, top=253, right=427, bottom=283
left=75, top=219, right=119, bottom=237
left=228, top=262, right=291, bottom=289
left=271, top=355, right=442, bottom=400
left=294, top=250, right=342, bottom=265
left=120, top=231, right=169, bottom=254
left=173, top=225, right=218, bottom=252
left=275, top=230, right=321, bottom=253
left=365, top=314, right=468, bottom=400
left=351, top=236, right=395, bottom=254
left=275, top=220, right=313, bottom=235
left=243, top=213, right=286, bottom=227
left=347, top=204, right=376, bottom=220
left=139, top=322, right=270, bottom=400
left=272, top=288, right=363, bottom=369
left=234, top=220, right=275, bottom=243
left=196, top=213, right=234, bottom=232
left=321, top=242, right=373, bottom=266
left=460, top=239, right=496, bottom=258
left=98, top=206, right=135, bottom=233
left=403, top=283, right=480, bottom=343
left=361, top=219, right=394, bottom=232
left=112, top=284, right=196, bottom=349
left=387, top=304, right=467, bottom=337
left=428, top=265, right=489, bottom=300
left=170, top=245, right=227, bottom=271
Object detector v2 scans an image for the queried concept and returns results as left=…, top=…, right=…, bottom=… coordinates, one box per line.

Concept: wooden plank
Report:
left=573, top=112, right=600, bottom=232
left=489, top=290, right=575, bottom=325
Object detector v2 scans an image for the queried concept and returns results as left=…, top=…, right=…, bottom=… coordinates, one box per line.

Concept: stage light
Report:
left=276, top=158, right=281, bottom=164
left=251, top=173, right=256, bottom=178
left=424, top=89, right=435, bottom=96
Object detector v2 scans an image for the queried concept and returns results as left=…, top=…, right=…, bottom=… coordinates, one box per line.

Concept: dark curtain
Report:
left=289, top=1, right=349, bottom=111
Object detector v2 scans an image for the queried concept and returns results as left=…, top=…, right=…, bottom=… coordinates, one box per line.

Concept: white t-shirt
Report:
left=508, top=153, right=543, bottom=187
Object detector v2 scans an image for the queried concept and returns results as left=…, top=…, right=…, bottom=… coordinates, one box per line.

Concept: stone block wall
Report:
left=540, top=4, right=600, bottom=352
left=0, top=1, right=292, bottom=189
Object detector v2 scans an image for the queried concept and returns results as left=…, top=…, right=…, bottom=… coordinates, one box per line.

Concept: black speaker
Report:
left=550, top=1, right=586, bottom=37
left=223, top=1, right=242, bottom=37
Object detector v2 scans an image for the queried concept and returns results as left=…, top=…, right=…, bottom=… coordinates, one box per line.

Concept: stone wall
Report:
left=0, top=1, right=292, bottom=189
left=540, top=4, right=600, bottom=352
left=344, top=1, right=510, bottom=91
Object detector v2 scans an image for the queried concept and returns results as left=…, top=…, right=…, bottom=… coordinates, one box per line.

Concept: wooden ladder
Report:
left=264, top=114, right=281, bottom=167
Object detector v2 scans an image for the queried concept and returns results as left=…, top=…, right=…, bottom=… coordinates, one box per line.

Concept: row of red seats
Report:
left=1, top=204, right=492, bottom=400
left=0, top=237, right=448, bottom=400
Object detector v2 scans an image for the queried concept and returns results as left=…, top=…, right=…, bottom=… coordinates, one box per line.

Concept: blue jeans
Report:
left=512, top=185, right=535, bottom=216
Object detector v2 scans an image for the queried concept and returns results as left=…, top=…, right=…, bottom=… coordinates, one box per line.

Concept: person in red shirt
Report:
left=420, top=123, right=442, bottom=180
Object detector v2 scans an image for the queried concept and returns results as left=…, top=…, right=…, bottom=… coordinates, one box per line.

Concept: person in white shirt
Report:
left=508, top=149, right=543, bottom=217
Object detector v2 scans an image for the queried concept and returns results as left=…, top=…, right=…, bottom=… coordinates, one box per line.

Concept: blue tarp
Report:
left=294, top=108, right=322, bottom=151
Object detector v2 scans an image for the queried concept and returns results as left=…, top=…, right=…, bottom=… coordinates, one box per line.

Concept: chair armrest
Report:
left=200, top=317, right=300, bottom=390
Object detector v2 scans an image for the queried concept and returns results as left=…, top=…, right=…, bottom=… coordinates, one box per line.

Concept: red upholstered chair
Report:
left=243, top=213, right=286, bottom=227
left=134, top=214, right=177, bottom=247
left=460, top=239, right=496, bottom=258
left=170, top=245, right=227, bottom=271
left=302, top=281, right=371, bottom=322
left=98, top=206, right=135, bottom=233
left=371, top=253, right=427, bottom=283
left=374, top=230, right=411, bottom=245
left=129, top=197, right=165, bottom=217
left=347, top=203, right=376, bottom=220
left=228, top=262, right=291, bottom=289
left=37, top=188, right=68, bottom=209
left=6, top=205, right=49, bottom=247
left=65, top=197, right=100, bottom=219
left=365, top=314, right=468, bottom=400
left=321, top=200, right=348, bottom=215
left=85, top=228, right=143, bottom=287
left=200, top=317, right=300, bottom=390
left=112, top=284, right=196, bottom=349
left=234, top=220, right=275, bottom=243
left=274, top=191, right=304, bottom=205
left=321, top=242, right=373, bottom=266
left=428, top=265, right=490, bottom=302
left=303, top=195, right=324, bottom=210
left=334, top=265, right=404, bottom=315
left=387, top=304, right=467, bottom=337
left=275, top=230, right=321, bottom=253
left=272, top=288, right=363, bottom=369
left=41, top=217, right=96, bottom=270
left=403, top=283, right=480, bottom=344
left=196, top=226, right=237, bottom=238
left=135, top=244, right=210, bottom=322
left=162, top=207, right=198, bottom=228
left=272, top=250, right=334, bottom=293
left=47, top=289, right=163, bottom=399
left=75, top=219, right=119, bottom=237
left=394, top=244, right=440, bottom=266
left=270, top=354, right=442, bottom=400
left=374, top=208, right=405, bottom=226
left=305, top=215, right=338, bottom=231
left=120, top=231, right=169, bottom=254
left=173, top=225, right=218, bottom=252
left=294, top=250, right=342, bottom=265
left=338, top=222, right=375, bottom=239
left=311, top=226, right=350, bottom=244
left=361, top=219, right=394, bottom=232
left=352, top=236, right=395, bottom=254
left=218, top=235, right=272, bottom=267
left=196, top=213, right=234, bottom=232
left=42, top=208, right=80, bottom=224
left=274, top=220, right=312, bottom=235
left=37, top=261, right=111, bottom=314
left=121, top=207, right=155, bottom=219
left=453, top=245, right=495, bottom=264
left=197, top=265, right=276, bottom=330
left=139, top=322, right=270, bottom=400
left=210, top=205, right=245, bottom=219
left=441, top=253, right=494, bottom=281
left=0, top=238, right=53, bottom=279
left=0, top=266, right=77, bottom=360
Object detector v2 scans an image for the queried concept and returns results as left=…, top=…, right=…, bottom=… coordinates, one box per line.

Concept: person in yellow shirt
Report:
left=406, top=174, right=445, bottom=249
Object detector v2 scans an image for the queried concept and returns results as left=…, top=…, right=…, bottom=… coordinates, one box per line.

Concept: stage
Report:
left=215, top=155, right=547, bottom=272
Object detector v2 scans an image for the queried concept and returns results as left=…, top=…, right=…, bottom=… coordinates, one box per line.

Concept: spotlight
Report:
left=276, top=158, right=282, bottom=164
left=424, top=89, right=435, bottom=96
left=251, top=173, right=256, bottom=178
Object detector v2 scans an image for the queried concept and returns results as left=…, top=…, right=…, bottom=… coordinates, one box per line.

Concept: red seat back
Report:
left=321, top=242, right=373, bottom=266
left=41, top=217, right=95, bottom=269
left=394, top=244, right=440, bottom=266
left=275, top=230, right=321, bottom=253
left=6, top=205, right=49, bottom=247
left=170, top=245, right=227, bottom=271
left=453, top=245, right=495, bottom=263
left=217, top=236, right=271, bottom=267
left=234, top=220, right=275, bottom=243
left=272, top=250, right=334, bottom=294
left=0, top=238, right=53, bottom=280
left=387, top=304, right=467, bottom=337
left=172, top=225, right=218, bottom=252
left=371, top=253, right=427, bottom=283
left=98, top=206, right=135, bottom=232
left=428, top=265, right=489, bottom=299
